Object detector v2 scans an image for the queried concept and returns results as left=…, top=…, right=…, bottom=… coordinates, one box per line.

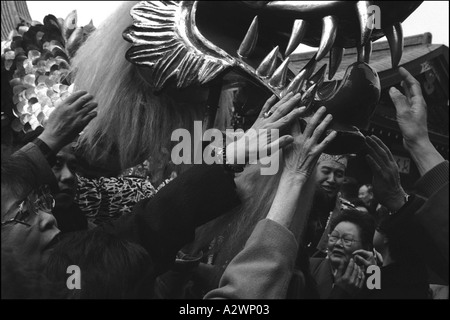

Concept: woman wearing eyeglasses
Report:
left=1, top=156, right=61, bottom=278
left=2, top=89, right=99, bottom=279
left=308, top=209, right=376, bottom=299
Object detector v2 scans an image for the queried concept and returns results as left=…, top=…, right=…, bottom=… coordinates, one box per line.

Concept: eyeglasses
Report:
left=1, top=185, right=55, bottom=227
left=328, top=233, right=361, bottom=248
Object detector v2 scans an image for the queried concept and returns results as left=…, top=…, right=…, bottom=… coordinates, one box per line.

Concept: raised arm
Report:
left=12, top=91, right=97, bottom=187
left=268, top=106, right=336, bottom=235
left=205, top=107, right=336, bottom=299
left=389, top=67, right=445, bottom=176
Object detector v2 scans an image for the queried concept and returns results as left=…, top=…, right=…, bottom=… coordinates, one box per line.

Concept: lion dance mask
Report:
left=54, top=1, right=422, bottom=173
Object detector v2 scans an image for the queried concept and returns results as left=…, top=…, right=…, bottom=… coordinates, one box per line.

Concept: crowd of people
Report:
left=1, top=61, right=448, bottom=299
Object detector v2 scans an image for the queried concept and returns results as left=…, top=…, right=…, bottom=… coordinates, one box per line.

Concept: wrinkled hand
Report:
left=389, top=67, right=429, bottom=151
left=226, top=92, right=306, bottom=164
left=283, top=106, right=337, bottom=180
left=365, top=135, right=406, bottom=213
left=353, top=249, right=377, bottom=269
left=334, top=258, right=365, bottom=296
left=38, top=91, right=97, bottom=152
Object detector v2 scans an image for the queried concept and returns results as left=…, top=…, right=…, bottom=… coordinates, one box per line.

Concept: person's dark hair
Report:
left=1, top=245, right=64, bottom=299
left=329, top=209, right=375, bottom=250
left=45, top=229, right=154, bottom=299
left=377, top=213, right=425, bottom=264
left=340, top=177, right=359, bottom=202
left=1, top=152, right=40, bottom=203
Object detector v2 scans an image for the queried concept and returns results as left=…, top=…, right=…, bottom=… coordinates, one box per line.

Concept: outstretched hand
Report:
left=389, top=67, right=429, bottom=151
left=389, top=67, right=444, bottom=176
left=227, top=92, right=307, bottom=164
left=263, top=105, right=335, bottom=230
left=283, top=106, right=337, bottom=180
left=38, top=91, right=98, bottom=152
left=365, top=135, right=406, bottom=213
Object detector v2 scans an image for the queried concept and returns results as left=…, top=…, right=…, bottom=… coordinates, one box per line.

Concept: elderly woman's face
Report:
left=1, top=187, right=60, bottom=269
left=327, top=221, right=364, bottom=268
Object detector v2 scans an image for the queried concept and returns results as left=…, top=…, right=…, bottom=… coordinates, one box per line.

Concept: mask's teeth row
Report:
left=285, top=19, right=308, bottom=57
left=256, top=46, right=279, bottom=78
left=356, top=1, right=374, bottom=46
left=383, top=22, right=403, bottom=68
left=237, top=16, right=259, bottom=58
left=269, top=57, right=291, bottom=89
left=316, top=15, right=338, bottom=61
left=328, top=47, right=344, bottom=80
left=236, top=9, right=398, bottom=96
left=282, top=54, right=317, bottom=97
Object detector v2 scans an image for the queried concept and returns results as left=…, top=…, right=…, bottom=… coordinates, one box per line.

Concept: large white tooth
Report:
left=328, top=47, right=344, bottom=80
left=364, top=41, right=372, bottom=63
left=237, top=16, right=259, bottom=58
left=283, top=54, right=317, bottom=96
left=269, top=57, right=291, bottom=89
left=316, top=16, right=337, bottom=61
left=283, top=69, right=306, bottom=97
left=285, top=19, right=308, bottom=57
left=383, top=22, right=403, bottom=68
left=356, top=1, right=373, bottom=45
left=316, top=15, right=338, bottom=61
left=300, top=83, right=318, bottom=109
left=256, top=46, right=280, bottom=78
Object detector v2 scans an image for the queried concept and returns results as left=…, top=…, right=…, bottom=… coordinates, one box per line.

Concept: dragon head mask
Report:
left=122, top=1, right=422, bottom=155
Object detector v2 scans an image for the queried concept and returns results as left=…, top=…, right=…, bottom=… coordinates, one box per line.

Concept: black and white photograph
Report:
left=1, top=0, right=448, bottom=309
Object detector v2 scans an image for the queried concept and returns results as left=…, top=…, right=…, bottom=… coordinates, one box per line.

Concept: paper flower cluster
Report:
left=1, top=11, right=95, bottom=133
left=5, top=44, right=74, bottom=132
